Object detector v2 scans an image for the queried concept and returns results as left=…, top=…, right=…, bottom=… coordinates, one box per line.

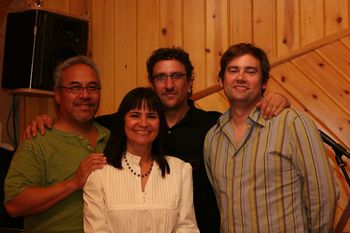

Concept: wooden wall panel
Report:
left=183, top=0, right=206, bottom=91
left=276, top=0, right=300, bottom=56
left=229, top=0, right=253, bottom=44
left=253, top=0, right=276, bottom=57
left=325, top=0, right=348, bottom=36
left=86, top=0, right=350, bottom=118
left=270, top=62, right=350, bottom=147
left=1, top=0, right=350, bottom=230
left=299, top=0, right=324, bottom=45
left=136, top=0, right=160, bottom=87
left=195, top=91, right=228, bottom=113
left=292, top=52, right=350, bottom=116
left=160, top=0, right=182, bottom=47
left=316, top=41, right=350, bottom=83
left=44, top=0, right=70, bottom=12
left=114, top=0, right=137, bottom=112
left=206, top=0, right=228, bottom=87
left=265, top=78, right=306, bottom=113
left=91, top=0, right=115, bottom=115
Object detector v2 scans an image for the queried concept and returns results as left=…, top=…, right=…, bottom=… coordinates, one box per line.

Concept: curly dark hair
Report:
left=103, top=87, right=170, bottom=177
left=146, top=47, right=194, bottom=82
left=218, top=43, right=270, bottom=94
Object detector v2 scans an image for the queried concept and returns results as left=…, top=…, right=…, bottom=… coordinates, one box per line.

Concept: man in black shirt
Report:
left=25, top=47, right=289, bottom=233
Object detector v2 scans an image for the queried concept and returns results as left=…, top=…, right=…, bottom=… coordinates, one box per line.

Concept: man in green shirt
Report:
left=4, top=55, right=110, bottom=233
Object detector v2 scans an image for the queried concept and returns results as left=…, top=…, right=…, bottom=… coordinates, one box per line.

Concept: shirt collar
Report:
left=214, top=106, right=266, bottom=132
left=168, top=99, right=196, bottom=128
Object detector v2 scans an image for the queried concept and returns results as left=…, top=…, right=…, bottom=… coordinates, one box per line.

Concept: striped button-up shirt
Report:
left=204, top=107, right=338, bottom=233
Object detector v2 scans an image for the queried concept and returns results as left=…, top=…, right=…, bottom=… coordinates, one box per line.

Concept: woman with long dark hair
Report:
left=83, top=87, right=199, bottom=233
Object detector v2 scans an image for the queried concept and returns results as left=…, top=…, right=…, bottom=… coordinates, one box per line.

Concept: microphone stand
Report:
left=319, top=130, right=350, bottom=187
left=321, top=131, right=350, bottom=233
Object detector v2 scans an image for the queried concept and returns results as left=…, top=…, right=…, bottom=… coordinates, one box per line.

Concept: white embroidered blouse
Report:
left=83, top=151, right=199, bottom=233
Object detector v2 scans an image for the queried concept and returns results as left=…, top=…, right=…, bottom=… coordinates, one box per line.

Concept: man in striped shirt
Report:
left=204, top=43, right=338, bottom=233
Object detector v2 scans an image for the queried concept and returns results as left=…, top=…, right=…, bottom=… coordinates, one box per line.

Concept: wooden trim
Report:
left=11, top=88, right=54, bottom=97
left=271, top=28, right=350, bottom=66
left=192, top=28, right=350, bottom=101
left=192, top=84, right=221, bottom=100
left=7, top=5, right=90, bottom=21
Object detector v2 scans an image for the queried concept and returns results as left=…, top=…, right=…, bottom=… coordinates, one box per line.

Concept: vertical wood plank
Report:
left=114, top=0, right=137, bottom=110
left=68, top=0, right=87, bottom=17
left=46, top=0, right=69, bottom=12
left=136, top=0, right=160, bottom=87
left=206, top=0, right=228, bottom=86
left=183, top=0, right=206, bottom=92
left=325, top=0, right=348, bottom=36
left=299, top=0, right=324, bottom=45
left=252, top=0, right=276, bottom=58
left=91, top=0, right=115, bottom=115
left=276, top=0, right=300, bottom=56
left=229, top=0, right=253, bottom=44
left=160, top=0, right=182, bottom=47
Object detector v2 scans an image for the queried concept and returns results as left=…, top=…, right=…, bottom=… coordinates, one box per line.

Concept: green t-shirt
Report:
left=5, top=122, right=110, bottom=233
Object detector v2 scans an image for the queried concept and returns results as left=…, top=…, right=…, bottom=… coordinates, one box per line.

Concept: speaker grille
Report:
left=1, top=10, right=89, bottom=91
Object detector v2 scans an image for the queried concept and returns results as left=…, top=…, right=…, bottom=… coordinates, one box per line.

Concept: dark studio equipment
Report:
left=1, top=9, right=88, bottom=91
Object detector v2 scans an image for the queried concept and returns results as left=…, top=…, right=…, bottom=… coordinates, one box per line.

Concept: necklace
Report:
left=124, top=155, right=154, bottom=178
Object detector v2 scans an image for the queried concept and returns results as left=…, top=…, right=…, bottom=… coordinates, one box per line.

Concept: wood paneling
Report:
left=253, top=0, right=276, bottom=57
left=276, top=0, right=300, bottom=56
left=114, top=0, right=137, bottom=113
left=206, top=0, right=228, bottom=87
left=229, top=0, right=253, bottom=44
left=183, top=0, right=206, bottom=91
left=299, top=0, right=324, bottom=45
left=87, top=0, right=350, bottom=115
left=136, top=0, right=160, bottom=88
left=325, top=0, right=348, bottom=35
left=1, top=0, right=350, bottom=230
left=91, top=0, right=116, bottom=115
left=160, top=0, right=182, bottom=47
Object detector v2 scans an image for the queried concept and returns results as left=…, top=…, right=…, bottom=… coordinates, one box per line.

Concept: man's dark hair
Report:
left=219, top=43, right=270, bottom=93
left=146, top=47, right=194, bottom=82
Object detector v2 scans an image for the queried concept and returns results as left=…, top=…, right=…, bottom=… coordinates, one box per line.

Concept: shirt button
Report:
left=168, top=130, right=171, bottom=134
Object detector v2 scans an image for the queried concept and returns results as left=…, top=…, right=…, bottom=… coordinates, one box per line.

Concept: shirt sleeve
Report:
left=4, top=141, right=46, bottom=204
left=203, top=128, right=214, bottom=187
left=174, top=162, right=200, bottom=233
left=291, top=113, right=339, bottom=233
left=83, top=170, right=110, bottom=233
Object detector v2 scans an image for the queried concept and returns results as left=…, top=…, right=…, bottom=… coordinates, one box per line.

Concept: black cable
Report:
left=6, top=95, right=17, bottom=149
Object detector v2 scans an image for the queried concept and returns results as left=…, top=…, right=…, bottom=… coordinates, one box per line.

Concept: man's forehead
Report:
left=62, top=64, right=99, bottom=81
left=227, top=55, right=261, bottom=67
left=153, top=59, right=185, bottom=70
left=66, top=80, right=99, bottom=85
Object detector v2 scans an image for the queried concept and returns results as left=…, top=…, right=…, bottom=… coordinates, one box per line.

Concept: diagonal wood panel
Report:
left=292, top=52, right=350, bottom=116
left=316, top=40, right=350, bottom=83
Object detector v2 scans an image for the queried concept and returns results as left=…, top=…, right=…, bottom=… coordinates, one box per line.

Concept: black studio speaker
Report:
left=1, top=9, right=89, bottom=91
